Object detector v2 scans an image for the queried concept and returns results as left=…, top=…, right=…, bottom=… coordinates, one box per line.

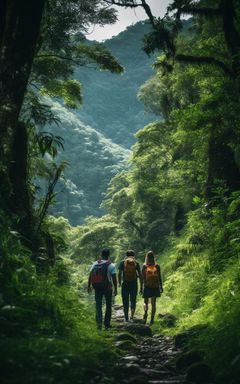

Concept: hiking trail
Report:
left=92, top=304, right=186, bottom=384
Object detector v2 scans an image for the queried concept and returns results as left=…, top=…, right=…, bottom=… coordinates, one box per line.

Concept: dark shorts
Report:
left=143, top=287, right=161, bottom=299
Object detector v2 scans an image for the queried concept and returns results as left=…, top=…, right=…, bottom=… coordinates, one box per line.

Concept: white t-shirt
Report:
left=90, top=259, right=116, bottom=282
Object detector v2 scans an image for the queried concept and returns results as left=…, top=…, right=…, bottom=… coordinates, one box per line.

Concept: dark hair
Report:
left=101, top=248, right=110, bottom=260
left=126, top=249, right=135, bottom=257
left=145, top=250, right=155, bottom=265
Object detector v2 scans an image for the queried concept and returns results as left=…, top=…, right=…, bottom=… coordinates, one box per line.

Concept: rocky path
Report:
left=109, top=304, right=186, bottom=384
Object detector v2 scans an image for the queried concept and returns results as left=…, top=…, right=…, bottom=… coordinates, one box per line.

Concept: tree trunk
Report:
left=9, top=122, right=35, bottom=246
left=221, top=0, right=240, bottom=77
left=0, top=0, right=45, bottom=214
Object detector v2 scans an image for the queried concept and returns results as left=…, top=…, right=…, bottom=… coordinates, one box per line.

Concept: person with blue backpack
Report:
left=88, top=248, right=117, bottom=330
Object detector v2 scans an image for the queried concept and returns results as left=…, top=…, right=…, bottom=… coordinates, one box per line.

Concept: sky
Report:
left=87, top=0, right=171, bottom=41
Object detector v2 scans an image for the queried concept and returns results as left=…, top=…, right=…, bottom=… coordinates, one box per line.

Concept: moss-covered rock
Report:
left=115, top=332, right=138, bottom=343
left=158, top=313, right=177, bottom=327
left=185, top=362, right=214, bottom=383
left=174, top=325, right=208, bottom=349
left=114, top=340, right=136, bottom=351
left=176, top=350, right=205, bottom=371
left=124, top=323, right=152, bottom=337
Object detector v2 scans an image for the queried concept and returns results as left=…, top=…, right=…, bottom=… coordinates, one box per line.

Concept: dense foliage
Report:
left=0, top=214, right=117, bottom=384
left=66, top=2, right=240, bottom=382
left=1, top=1, right=240, bottom=384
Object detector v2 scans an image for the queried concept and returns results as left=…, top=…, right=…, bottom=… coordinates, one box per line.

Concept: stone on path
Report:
left=115, top=340, right=137, bottom=351
left=114, top=317, right=126, bottom=322
left=115, top=332, right=138, bottom=343
left=124, top=323, right=153, bottom=337
left=113, top=304, right=124, bottom=310
left=158, top=313, right=177, bottom=327
left=121, top=355, right=139, bottom=362
left=139, top=367, right=172, bottom=377
left=131, top=318, right=146, bottom=324
left=110, top=303, right=186, bottom=384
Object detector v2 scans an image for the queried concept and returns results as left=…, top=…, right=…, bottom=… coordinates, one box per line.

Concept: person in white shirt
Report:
left=88, top=248, right=117, bottom=330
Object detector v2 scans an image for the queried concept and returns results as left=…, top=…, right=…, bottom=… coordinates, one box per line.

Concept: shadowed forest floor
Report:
left=91, top=304, right=187, bottom=384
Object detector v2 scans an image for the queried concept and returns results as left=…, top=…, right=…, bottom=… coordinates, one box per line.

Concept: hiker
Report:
left=88, top=248, right=117, bottom=330
left=142, top=250, right=163, bottom=325
left=118, top=250, right=143, bottom=322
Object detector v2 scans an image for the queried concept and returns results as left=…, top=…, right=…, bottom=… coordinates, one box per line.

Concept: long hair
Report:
left=145, top=250, right=155, bottom=266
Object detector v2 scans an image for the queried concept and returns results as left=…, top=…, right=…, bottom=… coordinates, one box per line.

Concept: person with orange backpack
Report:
left=118, top=250, right=143, bottom=322
left=142, top=250, right=163, bottom=325
left=88, top=248, right=117, bottom=330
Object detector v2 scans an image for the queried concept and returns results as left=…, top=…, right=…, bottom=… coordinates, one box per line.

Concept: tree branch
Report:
left=105, top=0, right=156, bottom=27
left=105, top=1, right=140, bottom=8
left=36, top=54, right=79, bottom=65
left=129, top=219, right=144, bottom=237
left=35, top=54, right=104, bottom=69
left=176, top=54, right=234, bottom=77
left=37, top=163, right=65, bottom=232
left=141, top=0, right=155, bottom=28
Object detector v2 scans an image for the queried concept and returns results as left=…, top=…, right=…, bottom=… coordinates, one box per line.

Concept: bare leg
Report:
left=143, top=298, right=148, bottom=323
left=130, top=308, right=135, bottom=319
left=150, top=297, right=156, bottom=325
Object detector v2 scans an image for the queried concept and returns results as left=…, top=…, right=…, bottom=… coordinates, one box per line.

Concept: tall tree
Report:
left=111, top=0, right=240, bottom=199
left=0, top=0, right=46, bottom=213
left=0, top=0, right=121, bottom=248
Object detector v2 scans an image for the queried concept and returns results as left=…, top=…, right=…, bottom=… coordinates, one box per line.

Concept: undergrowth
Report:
left=0, top=221, right=117, bottom=384
left=156, top=195, right=240, bottom=384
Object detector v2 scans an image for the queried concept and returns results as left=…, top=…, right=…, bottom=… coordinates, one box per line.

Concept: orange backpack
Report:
left=145, top=265, right=159, bottom=288
left=124, top=257, right=137, bottom=282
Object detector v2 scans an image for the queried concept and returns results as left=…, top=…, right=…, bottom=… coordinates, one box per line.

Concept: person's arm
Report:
left=137, top=263, right=143, bottom=293
left=112, top=273, right=118, bottom=296
left=88, top=272, right=92, bottom=293
left=158, top=265, right=163, bottom=292
left=118, top=261, right=123, bottom=287
left=142, top=265, right=146, bottom=287
left=88, top=263, right=94, bottom=293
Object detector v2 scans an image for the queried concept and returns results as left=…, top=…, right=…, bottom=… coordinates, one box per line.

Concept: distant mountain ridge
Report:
left=74, top=21, right=156, bottom=148
left=45, top=101, right=130, bottom=225
left=46, top=21, right=156, bottom=225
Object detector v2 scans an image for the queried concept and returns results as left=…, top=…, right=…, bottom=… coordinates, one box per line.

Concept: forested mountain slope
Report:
left=42, top=101, right=131, bottom=225
left=46, top=21, right=156, bottom=224
left=74, top=21, right=156, bottom=147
